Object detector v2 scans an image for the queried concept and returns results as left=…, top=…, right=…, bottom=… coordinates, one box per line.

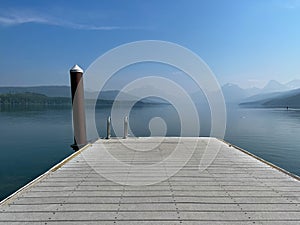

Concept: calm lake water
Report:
left=0, top=104, right=300, bottom=200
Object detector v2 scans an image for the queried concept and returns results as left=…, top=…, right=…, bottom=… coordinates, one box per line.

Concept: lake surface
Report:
left=0, top=104, right=300, bottom=201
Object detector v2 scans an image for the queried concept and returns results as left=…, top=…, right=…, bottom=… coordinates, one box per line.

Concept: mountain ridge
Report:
left=240, top=88, right=300, bottom=108
left=0, top=87, right=168, bottom=105
left=1, top=79, right=300, bottom=105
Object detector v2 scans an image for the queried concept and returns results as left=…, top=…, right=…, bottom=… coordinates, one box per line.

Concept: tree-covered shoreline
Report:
left=0, top=92, right=167, bottom=106
left=0, top=92, right=71, bottom=105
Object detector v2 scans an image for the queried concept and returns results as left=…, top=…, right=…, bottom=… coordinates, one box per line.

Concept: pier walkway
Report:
left=0, top=137, right=299, bottom=224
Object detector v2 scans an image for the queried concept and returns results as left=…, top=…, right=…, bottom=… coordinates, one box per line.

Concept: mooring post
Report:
left=123, top=116, right=128, bottom=139
left=106, top=116, right=111, bottom=139
left=70, top=64, right=87, bottom=150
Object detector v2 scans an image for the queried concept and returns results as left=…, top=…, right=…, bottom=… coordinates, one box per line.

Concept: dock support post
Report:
left=123, top=116, right=128, bottom=139
left=106, top=116, right=111, bottom=139
left=70, top=64, right=87, bottom=151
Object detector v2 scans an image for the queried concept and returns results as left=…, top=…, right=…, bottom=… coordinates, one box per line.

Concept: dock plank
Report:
left=0, top=137, right=299, bottom=224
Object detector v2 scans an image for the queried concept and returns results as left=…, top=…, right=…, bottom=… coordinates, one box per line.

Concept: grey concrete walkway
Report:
left=0, top=137, right=299, bottom=224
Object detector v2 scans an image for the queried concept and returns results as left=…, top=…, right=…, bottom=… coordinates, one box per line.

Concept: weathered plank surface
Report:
left=0, top=137, right=299, bottom=224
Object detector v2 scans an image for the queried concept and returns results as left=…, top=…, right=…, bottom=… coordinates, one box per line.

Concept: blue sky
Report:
left=0, top=0, right=300, bottom=88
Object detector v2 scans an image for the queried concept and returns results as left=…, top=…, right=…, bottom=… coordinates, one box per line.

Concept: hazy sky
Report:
left=0, top=0, right=300, bottom=88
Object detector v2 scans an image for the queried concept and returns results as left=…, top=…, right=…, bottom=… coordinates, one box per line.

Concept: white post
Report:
left=123, top=116, right=128, bottom=139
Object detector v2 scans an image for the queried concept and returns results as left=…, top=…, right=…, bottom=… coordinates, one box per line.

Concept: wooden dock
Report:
left=0, top=137, right=299, bottom=224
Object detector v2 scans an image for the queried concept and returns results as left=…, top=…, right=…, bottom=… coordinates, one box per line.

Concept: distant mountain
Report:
left=0, top=86, right=167, bottom=105
left=244, top=87, right=261, bottom=97
left=190, top=83, right=261, bottom=104
left=97, top=90, right=139, bottom=101
left=190, top=83, right=255, bottom=104
left=242, top=91, right=284, bottom=103
left=242, top=86, right=300, bottom=103
left=263, top=93, right=300, bottom=108
left=221, top=83, right=248, bottom=103
left=261, top=80, right=289, bottom=93
left=286, top=79, right=300, bottom=89
left=0, top=86, right=140, bottom=101
left=1, top=81, right=299, bottom=106
left=220, top=83, right=263, bottom=103
left=260, top=79, right=300, bottom=94
left=224, top=79, right=300, bottom=104
left=240, top=88, right=300, bottom=108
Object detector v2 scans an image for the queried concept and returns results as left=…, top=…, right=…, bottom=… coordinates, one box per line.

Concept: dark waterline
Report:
left=0, top=104, right=299, bottom=201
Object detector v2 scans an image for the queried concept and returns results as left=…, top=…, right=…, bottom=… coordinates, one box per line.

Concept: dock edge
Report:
left=0, top=143, right=92, bottom=206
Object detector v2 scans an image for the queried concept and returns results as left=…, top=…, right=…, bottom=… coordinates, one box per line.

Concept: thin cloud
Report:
left=0, top=14, right=47, bottom=26
left=0, top=10, right=136, bottom=30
